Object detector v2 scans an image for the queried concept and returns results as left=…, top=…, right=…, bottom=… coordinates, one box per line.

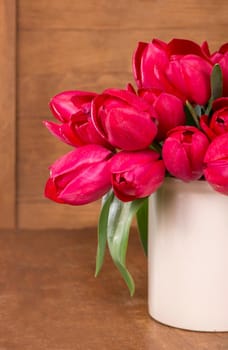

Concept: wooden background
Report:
left=1, top=0, right=228, bottom=229
left=0, top=0, right=15, bottom=229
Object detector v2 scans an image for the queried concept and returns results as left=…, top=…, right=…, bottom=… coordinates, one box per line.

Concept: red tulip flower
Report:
left=110, top=150, right=165, bottom=202
left=44, top=90, right=108, bottom=147
left=200, top=98, right=228, bottom=140
left=133, top=38, right=212, bottom=105
left=45, top=144, right=113, bottom=205
left=162, top=126, right=210, bottom=181
left=203, top=133, right=228, bottom=195
left=139, top=88, right=186, bottom=140
left=91, top=88, right=157, bottom=151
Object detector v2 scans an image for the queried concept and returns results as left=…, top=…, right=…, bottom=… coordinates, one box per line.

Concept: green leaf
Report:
left=149, top=142, right=162, bottom=154
left=194, top=104, right=203, bottom=117
left=107, top=196, right=145, bottom=296
left=184, top=104, right=197, bottom=126
left=136, top=197, right=148, bottom=256
left=185, top=101, right=200, bottom=128
left=95, top=191, right=114, bottom=277
left=205, top=63, right=223, bottom=115
left=211, top=63, right=223, bottom=101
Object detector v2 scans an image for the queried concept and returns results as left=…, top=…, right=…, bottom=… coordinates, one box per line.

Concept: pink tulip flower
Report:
left=44, top=90, right=108, bottom=147
left=45, top=144, right=113, bottom=205
left=133, top=38, right=212, bottom=105
left=203, top=133, right=228, bottom=195
left=139, top=88, right=186, bottom=140
left=91, top=88, right=157, bottom=151
left=162, top=126, right=210, bottom=181
left=110, top=150, right=165, bottom=202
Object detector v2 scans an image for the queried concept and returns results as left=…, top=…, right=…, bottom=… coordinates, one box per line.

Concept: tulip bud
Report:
left=44, top=90, right=108, bottom=147
left=162, top=126, right=210, bottom=181
left=91, top=88, right=157, bottom=151
left=139, top=89, right=186, bottom=140
left=49, top=90, right=97, bottom=121
left=133, top=38, right=212, bottom=105
left=45, top=144, right=113, bottom=205
left=203, top=133, right=228, bottom=195
left=166, top=55, right=212, bottom=105
left=133, top=39, right=169, bottom=90
left=110, top=150, right=165, bottom=202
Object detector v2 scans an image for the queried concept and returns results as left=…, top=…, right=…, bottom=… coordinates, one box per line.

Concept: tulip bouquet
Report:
left=44, top=38, right=228, bottom=295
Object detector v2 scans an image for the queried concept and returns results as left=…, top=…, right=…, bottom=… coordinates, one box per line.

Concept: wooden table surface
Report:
left=0, top=228, right=228, bottom=350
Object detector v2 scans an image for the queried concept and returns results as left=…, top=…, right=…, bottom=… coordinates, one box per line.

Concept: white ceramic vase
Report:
left=148, top=178, right=228, bottom=332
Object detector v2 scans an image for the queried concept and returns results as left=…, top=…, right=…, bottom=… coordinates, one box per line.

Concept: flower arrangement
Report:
left=44, top=38, right=228, bottom=295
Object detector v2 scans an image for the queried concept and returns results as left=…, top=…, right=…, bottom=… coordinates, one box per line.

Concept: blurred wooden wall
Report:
left=1, top=0, right=228, bottom=229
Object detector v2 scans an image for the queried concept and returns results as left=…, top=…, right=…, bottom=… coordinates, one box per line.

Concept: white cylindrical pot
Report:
left=148, top=178, right=228, bottom=332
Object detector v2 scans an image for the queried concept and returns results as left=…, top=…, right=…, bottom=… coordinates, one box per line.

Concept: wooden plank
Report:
left=0, top=0, right=16, bottom=229
left=0, top=228, right=228, bottom=349
left=19, top=202, right=101, bottom=230
left=18, top=0, right=228, bottom=34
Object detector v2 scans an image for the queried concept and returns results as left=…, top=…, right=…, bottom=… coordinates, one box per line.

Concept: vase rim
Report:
left=162, top=177, right=213, bottom=192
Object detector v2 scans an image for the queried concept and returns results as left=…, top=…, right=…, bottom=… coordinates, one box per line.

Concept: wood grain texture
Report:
left=17, top=0, right=228, bottom=229
left=18, top=0, right=228, bottom=34
left=0, top=227, right=228, bottom=350
left=0, top=0, right=16, bottom=229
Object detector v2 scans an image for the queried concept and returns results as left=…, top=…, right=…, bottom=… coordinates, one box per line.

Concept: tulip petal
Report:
left=153, top=93, right=185, bottom=140
left=49, top=90, right=96, bottom=122
left=111, top=150, right=165, bottom=201
left=166, top=56, right=212, bottom=105
left=162, top=138, right=192, bottom=180
left=91, top=90, right=157, bottom=151
left=163, top=126, right=209, bottom=181
left=132, top=42, right=149, bottom=88
left=168, top=38, right=208, bottom=58
left=104, top=108, right=157, bottom=150
left=44, top=120, right=85, bottom=146
left=204, top=133, right=228, bottom=162
left=44, top=178, right=65, bottom=203
left=204, top=161, right=228, bottom=195
left=45, top=145, right=113, bottom=205
left=59, top=161, right=112, bottom=204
